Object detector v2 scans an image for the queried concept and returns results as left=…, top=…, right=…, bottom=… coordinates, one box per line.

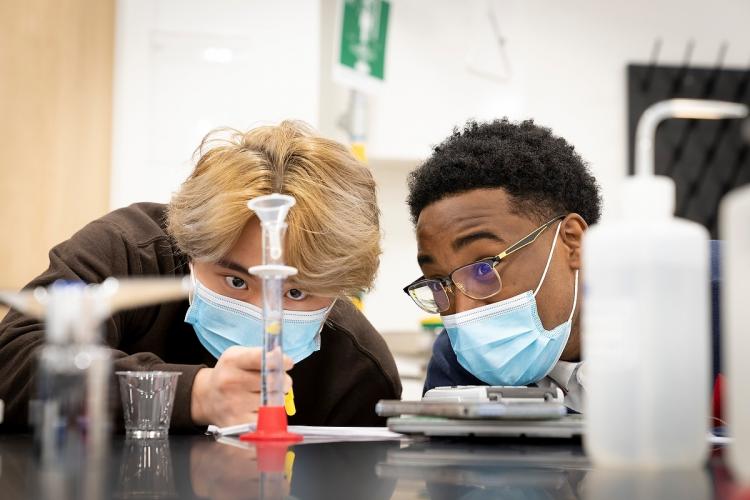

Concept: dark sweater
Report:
left=0, top=203, right=401, bottom=431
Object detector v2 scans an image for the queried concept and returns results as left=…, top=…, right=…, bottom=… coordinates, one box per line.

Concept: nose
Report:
left=244, top=290, right=263, bottom=308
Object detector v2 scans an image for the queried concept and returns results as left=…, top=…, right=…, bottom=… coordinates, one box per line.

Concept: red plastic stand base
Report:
left=239, top=406, right=303, bottom=443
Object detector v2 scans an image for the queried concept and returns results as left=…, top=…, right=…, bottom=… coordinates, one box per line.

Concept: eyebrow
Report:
left=216, top=259, right=251, bottom=276
left=417, top=231, right=505, bottom=268
left=417, top=254, right=434, bottom=267
left=451, top=231, right=504, bottom=251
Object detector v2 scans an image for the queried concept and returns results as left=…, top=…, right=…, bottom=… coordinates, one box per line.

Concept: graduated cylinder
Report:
left=247, top=194, right=298, bottom=408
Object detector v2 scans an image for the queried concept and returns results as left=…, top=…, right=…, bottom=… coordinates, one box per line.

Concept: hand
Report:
left=190, top=346, right=293, bottom=427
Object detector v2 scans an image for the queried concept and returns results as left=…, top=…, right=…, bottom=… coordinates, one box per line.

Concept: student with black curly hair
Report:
left=403, top=118, right=602, bottom=412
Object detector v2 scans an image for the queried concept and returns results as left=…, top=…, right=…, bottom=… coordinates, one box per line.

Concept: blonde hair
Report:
left=167, top=121, right=381, bottom=297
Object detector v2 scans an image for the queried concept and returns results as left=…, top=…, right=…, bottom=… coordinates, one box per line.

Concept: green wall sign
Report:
left=338, top=0, right=390, bottom=84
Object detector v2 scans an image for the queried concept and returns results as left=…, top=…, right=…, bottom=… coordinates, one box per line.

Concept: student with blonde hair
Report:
left=0, top=121, right=401, bottom=430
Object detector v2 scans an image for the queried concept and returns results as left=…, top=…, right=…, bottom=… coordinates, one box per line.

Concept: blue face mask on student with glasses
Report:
left=406, top=218, right=578, bottom=386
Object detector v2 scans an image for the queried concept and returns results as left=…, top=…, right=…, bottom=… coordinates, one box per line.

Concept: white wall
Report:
left=364, top=160, right=426, bottom=334
left=510, top=0, right=750, bottom=221
left=110, top=0, right=320, bottom=209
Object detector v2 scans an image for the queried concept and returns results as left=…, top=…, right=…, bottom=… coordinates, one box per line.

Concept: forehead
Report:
left=226, top=216, right=262, bottom=261
left=416, top=189, right=516, bottom=240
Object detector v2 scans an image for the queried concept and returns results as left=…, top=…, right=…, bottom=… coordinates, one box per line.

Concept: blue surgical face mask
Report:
left=184, top=274, right=334, bottom=363
left=442, top=222, right=579, bottom=386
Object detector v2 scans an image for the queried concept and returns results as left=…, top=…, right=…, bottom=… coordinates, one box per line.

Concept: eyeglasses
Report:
left=403, top=215, right=565, bottom=314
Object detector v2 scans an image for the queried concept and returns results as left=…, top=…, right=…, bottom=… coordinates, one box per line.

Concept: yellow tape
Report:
left=284, top=388, right=296, bottom=416
left=266, top=321, right=281, bottom=335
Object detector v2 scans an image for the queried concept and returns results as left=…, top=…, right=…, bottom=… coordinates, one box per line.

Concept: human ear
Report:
left=559, top=214, right=587, bottom=270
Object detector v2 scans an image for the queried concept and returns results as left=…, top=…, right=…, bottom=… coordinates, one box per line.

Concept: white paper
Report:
left=207, top=423, right=403, bottom=443
left=208, top=426, right=729, bottom=446
left=206, top=422, right=254, bottom=436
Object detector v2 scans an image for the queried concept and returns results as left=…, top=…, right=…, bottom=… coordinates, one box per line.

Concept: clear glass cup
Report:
left=116, top=371, right=181, bottom=439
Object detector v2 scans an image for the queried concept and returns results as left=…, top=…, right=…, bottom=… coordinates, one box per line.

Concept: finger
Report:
left=225, top=369, right=288, bottom=395
left=215, top=392, right=261, bottom=426
left=263, top=372, right=290, bottom=393
left=223, top=347, right=292, bottom=371
left=264, top=349, right=287, bottom=371
left=221, top=346, right=262, bottom=370
left=218, top=409, right=258, bottom=428
left=218, top=368, right=261, bottom=392
left=263, top=390, right=289, bottom=404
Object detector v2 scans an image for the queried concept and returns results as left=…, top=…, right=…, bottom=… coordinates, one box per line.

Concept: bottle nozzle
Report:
left=0, top=277, right=193, bottom=344
left=103, top=277, right=192, bottom=316
left=0, top=287, right=48, bottom=319
left=635, top=99, right=749, bottom=178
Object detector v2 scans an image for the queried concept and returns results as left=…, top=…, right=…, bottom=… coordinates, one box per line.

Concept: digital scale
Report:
left=377, top=385, right=584, bottom=439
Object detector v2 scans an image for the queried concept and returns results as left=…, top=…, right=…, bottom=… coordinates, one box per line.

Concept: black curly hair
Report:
left=407, top=118, right=602, bottom=226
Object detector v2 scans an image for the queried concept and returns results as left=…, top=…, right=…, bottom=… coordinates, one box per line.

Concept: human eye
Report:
left=426, top=280, right=445, bottom=292
left=285, top=288, right=308, bottom=301
left=472, top=261, right=496, bottom=281
left=224, top=275, right=248, bottom=290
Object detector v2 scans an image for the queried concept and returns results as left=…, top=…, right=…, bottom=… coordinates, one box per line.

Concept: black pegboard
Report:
left=627, top=64, right=750, bottom=237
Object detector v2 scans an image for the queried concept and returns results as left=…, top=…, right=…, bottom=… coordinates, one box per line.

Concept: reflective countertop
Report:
left=0, top=433, right=743, bottom=499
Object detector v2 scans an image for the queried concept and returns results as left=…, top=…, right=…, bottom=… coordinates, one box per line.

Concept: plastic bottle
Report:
left=721, top=184, right=750, bottom=483
left=583, top=175, right=710, bottom=468
left=29, top=282, right=112, bottom=462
